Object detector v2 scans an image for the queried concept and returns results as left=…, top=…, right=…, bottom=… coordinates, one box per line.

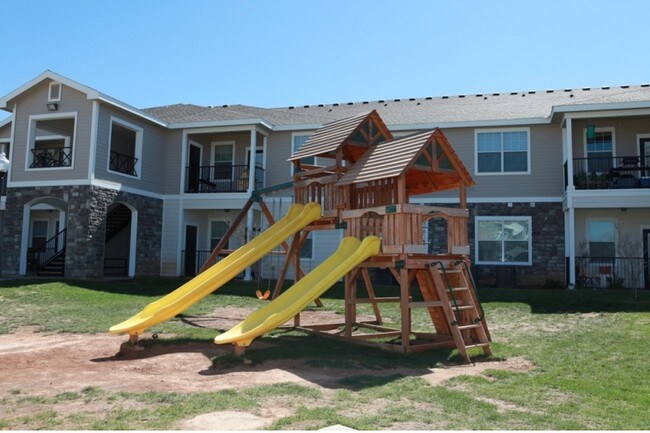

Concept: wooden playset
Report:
left=208, top=110, right=491, bottom=362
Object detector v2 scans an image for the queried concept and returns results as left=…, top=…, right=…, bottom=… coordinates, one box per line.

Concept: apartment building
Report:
left=0, top=71, right=648, bottom=289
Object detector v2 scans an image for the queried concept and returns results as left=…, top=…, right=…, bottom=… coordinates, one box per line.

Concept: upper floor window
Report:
left=475, top=128, right=529, bottom=174
left=108, top=117, right=142, bottom=178
left=211, top=142, right=234, bottom=181
left=48, top=82, right=61, bottom=102
left=476, top=216, right=532, bottom=265
left=28, top=114, right=75, bottom=169
left=585, top=128, right=614, bottom=174
left=292, top=133, right=318, bottom=174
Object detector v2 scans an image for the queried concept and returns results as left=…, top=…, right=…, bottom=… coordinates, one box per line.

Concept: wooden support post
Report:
left=399, top=266, right=411, bottom=351
left=361, top=267, right=382, bottom=324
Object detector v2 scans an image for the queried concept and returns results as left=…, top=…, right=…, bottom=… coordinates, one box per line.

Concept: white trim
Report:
left=25, top=111, right=77, bottom=172
left=88, top=101, right=99, bottom=180
left=552, top=103, right=650, bottom=118
left=107, top=116, right=143, bottom=180
left=48, top=82, right=61, bottom=102
left=412, top=196, right=562, bottom=204
left=475, top=215, right=533, bottom=266
left=474, top=127, right=531, bottom=176
left=169, top=118, right=273, bottom=130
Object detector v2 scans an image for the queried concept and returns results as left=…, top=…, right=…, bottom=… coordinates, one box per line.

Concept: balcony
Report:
left=30, top=147, right=73, bottom=168
left=109, top=151, right=138, bottom=176
left=571, top=156, right=650, bottom=190
left=185, top=164, right=264, bottom=193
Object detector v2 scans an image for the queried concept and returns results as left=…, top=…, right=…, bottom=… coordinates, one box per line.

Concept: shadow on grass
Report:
left=477, top=287, right=650, bottom=314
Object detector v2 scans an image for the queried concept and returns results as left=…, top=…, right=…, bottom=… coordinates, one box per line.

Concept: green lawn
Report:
left=0, top=277, right=648, bottom=430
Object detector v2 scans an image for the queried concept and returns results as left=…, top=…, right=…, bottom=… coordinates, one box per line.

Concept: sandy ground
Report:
left=0, top=307, right=534, bottom=429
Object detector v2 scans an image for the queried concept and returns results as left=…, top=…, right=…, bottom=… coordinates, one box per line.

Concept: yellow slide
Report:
left=214, top=235, right=381, bottom=348
left=110, top=202, right=322, bottom=337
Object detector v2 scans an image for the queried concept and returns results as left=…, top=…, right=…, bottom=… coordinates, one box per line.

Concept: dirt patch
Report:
left=0, top=323, right=533, bottom=429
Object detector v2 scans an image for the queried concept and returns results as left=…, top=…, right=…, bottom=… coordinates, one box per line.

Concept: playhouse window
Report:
left=476, top=217, right=531, bottom=265
left=476, top=129, right=529, bottom=174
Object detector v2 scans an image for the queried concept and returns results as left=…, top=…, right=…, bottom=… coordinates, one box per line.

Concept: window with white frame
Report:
left=476, top=129, right=529, bottom=174
left=291, top=133, right=317, bottom=173
left=585, top=128, right=614, bottom=174
left=211, top=142, right=234, bottom=180
left=28, top=115, right=75, bottom=169
left=48, top=82, right=61, bottom=102
left=586, top=220, right=616, bottom=258
left=108, top=118, right=142, bottom=177
left=210, top=220, right=230, bottom=250
left=476, top=217, right=532, bottom=265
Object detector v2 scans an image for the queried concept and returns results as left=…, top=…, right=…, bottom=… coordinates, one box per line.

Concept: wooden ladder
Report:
left=423, top=260, right=492, bottom=363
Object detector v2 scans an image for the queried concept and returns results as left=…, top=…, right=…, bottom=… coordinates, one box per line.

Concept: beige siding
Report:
left=10, top=80, right=93, bottom=182
left=265, top=131, right=294, bottom=187
left=0, top=122, right=11, bottom=139
left=95, top=104, right=167, bottom=193
left=571, top=117, right=650, bottom=158
left=163, top=129, right=183, bottom=195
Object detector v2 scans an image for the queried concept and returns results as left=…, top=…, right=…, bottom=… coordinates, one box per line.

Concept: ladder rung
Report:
left=464, top=342, right=490, bottom=349
left=451, top=305, right=474, bottom=310
left=448, top=286, right=468, bottom=292
left=457, top=323, right=482, bottom=331
left=439, top=269, right=462, bottom=274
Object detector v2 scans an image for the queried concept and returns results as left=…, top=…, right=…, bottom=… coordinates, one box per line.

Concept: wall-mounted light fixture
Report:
left=0, top=152, right=11, bottom=179
left=46, top=103, right=58, bottom=111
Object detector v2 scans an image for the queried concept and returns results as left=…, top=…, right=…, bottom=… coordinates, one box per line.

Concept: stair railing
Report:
left=27, top=228, right=67, bottom=272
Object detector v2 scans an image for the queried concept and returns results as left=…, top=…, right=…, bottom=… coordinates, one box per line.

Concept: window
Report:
left=476, top=129, right=529, bottom=174
left=292, top=133, right=316, bottom=173
left=31, top=220, right=49, bottom=249
left=476, top=217, right=532, bottom=265
left=211, top=142, right=234, bottom=180
left=587, top=220, right=616, bottom=258
left=585, top=129, right=614, bottom=173
left=48, top=82, right=61, bottom=102
left=28, top=114, right=75, bottom=169
left=108, top=118, right=142, bottom=177
left=210, top=220, right=229, bottom=250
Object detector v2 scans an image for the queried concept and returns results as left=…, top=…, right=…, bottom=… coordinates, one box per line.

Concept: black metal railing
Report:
left=0, top=176, right=7, bottom=196
left=27, top=228, right=67, bottom=272
left=109, top=151, right=138, bottom=176
left=575, top=256, right=647, bottom=289
left=185, top=164, right=264, bottom=193
left=181, top=250, right=224, bottom=276
left=30, top=147, right=73, bottom=168
left=572, top=156, right=650, bottom=190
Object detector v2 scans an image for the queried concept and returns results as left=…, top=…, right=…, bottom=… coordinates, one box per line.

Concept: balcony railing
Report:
left=109, top=151, right=138, bottom=176
left=575, top=256, right=647, bottom=289
left=0, top=176, right=6, bottom=196
left=30, top=147, right=73, bottom=168
left=572, top=156, right=650, bottom=190
left=185, top=164, right=264, bottom=193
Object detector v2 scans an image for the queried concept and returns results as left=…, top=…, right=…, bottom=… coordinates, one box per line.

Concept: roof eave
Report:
left=168, top=118, right=274, bottom=130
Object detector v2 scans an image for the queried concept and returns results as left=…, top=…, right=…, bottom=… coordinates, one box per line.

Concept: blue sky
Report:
left=2, top=0, right=650, bottom=116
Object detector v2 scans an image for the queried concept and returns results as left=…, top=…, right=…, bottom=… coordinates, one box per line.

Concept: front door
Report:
left=188, top=144, right=201, bottom=193
left=643, top=230, right=650, bottom=289
left=184, top=225, right=198, bottom=277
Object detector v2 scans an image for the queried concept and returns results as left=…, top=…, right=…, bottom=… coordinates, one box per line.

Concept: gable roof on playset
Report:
left=288, top=110, right=392, bottom=164
left=288, top=110, right=474, bottom=197
left=337, top=128, right=474, bottom=196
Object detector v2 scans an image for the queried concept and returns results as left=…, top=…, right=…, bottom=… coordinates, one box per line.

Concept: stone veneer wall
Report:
left=1, top=185, right=162, bottom=278
left=427, top=201, right=565, bottom=288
